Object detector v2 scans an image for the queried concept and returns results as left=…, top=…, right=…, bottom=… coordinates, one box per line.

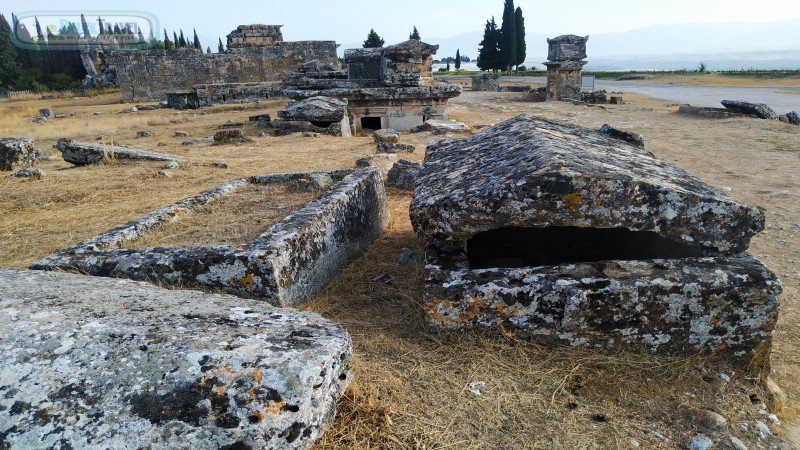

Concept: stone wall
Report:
left=107, top=42, right=338, bottom=101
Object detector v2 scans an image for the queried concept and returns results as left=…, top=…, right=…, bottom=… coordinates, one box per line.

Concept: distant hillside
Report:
left=409, top=19, right=800, bottom=70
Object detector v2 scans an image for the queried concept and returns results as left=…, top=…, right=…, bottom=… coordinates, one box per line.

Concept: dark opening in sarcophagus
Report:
left=410, top=114, right=781, bottom=372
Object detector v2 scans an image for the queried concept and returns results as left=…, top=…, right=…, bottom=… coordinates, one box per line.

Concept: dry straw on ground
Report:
left=0, top=88, right=797, bottom=448
left=123, top=182, right=316, bottom=248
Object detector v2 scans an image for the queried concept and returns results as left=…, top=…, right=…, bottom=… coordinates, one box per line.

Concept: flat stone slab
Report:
left=32, top=169, right=388, bottom=306
left=424, top=119, right=470, bottom=133
left=277, top=96, right=348, bottom=122
left=372, top=129, right=399, bottom=143
left=721, top=100, right=778, bottom=120
left=411, top=114, right=764, bottom=254
left=679, top=105, right=746, bottom=119
left=386, top=159, right=421, bottom=191
left=56, top=139, right=179, bottom=165
left=0, top=268, right=352, bottom=449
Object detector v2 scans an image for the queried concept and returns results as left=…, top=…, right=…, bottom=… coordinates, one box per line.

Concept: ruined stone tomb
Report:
left=32, top=169, right=388, bottom=306
left=410, top=114, right=781, bottom=370
left=0, top=268, right=351, bottom=449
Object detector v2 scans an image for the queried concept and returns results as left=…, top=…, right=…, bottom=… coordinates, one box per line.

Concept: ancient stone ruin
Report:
left=273, top=96, right=352, bottom=136
left=84, top=25, right=339, bottom=101
left=544, top=35, right=588, bottom=101
left=33, top=169, right=388, bottom=306
left=283, top=40, right=461, bottom=133
left=0, top=138, right=39, bottom=171
left=386, top=158, right=422, bottom=191
left=471, top=73, right=500, bottom=92
left=0, top=268, right=351, bottom=449
left=410, top=114, right=781, bottom=371
left=56, top=139, right=180, bottom=165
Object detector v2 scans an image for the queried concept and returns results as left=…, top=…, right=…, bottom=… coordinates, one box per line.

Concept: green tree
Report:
left=164, top=29, right=173, bottom=49
left=192, top=29, right=201, bottom=50
left=455, top=49, right=461, bottom=70
left=80, top=14, right=91, bottom=38
left=206, top=46, right=211, bottom=53
left=409, top=26, right=420, bottom=40
left=514, top=7, right=526, bottom=70
left=34, top=17, right=45, bottom=43
left=446, top=62, right=450, bottom=71
left=0, top=14, right=21, bottom=88
left=173, top=31, right=179, bottom=48
left=97, top=17, right=104, bottom=35
left=178, top=29, right=186, bottom=48
left=218, top=37, right=224, bottom=52
left=499, top=0, right=517, bottom=74
left=477, top=17, right=501, bottom=72
left=363, top=29, right=384, bottom=48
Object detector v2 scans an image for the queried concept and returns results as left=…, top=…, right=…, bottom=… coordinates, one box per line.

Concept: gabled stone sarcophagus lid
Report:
left=410, top=114, right=780, bottom=372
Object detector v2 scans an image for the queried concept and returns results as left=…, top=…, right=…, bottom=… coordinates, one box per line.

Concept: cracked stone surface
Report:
left=56, top=139, right=179, bottom=165
left=32, top=169, right=388, bottom=306
left=0, top=268, right=352, bottom=449
left=410, top=114, right=780, bottom=370
left=721, top=100, right=778, bottom=120
left=278, top=96, right=348, bottom=122
left=411, top=114, right=764, bottom=254
left=0, top=138, right=38, bottom=171
left=423, top=255, right=780, bottom=368
left=386, top=159, right=421, bottom=191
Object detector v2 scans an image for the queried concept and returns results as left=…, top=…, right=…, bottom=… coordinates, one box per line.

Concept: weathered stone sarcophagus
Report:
left=33, top=168, right=388, bottom=306
left=410, top=114, right=781, bottom=371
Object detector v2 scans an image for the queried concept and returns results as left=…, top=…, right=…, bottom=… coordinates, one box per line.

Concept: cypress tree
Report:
left=34, top=17, right=45, bottom=43
left=164, top=29, right=173, bottom=49
left=137, top=29, right=145, bottom=44
left=192, top=29, right=201, bottom=50
left=218, top=37, right=224, bottom=52
left=409, top=26, right=420, bottom=40
left=178, top=29, right=186, bottom=48
left=173, top=31, right=178, bottom=48
left=514, top=7, right=526, bottom=70
left=80, top=14, right=91, bottom=38
left=97, top=17, right=104, bottom=35
left=106, top=24, right=112, bottom=35
left=113, top=24, right=121, bottom=35
left=455, top=49, right=461, bottom=70
left=362, top=29, right=384, bottom=48
left=0, top=14, right=20, bottom=88
left=477, top=17, right=501, bottom=72
left=499, top=0, right=517, bottom=74
left=206, top=46, right=211, bottom=54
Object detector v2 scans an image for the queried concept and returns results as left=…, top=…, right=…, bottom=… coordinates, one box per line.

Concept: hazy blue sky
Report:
left=3, top=0, right=799, bottom=47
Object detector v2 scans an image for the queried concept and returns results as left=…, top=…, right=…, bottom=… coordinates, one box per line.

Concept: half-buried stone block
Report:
left=0, top=268, right=351, bottom=449
left=410, top=114, right=781, bottom=371
left=32, top=168, right=388, bottom=306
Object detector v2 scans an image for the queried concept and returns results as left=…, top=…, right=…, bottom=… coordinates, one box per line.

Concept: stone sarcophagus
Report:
left=32, top=169, right=388, bottom=306
left=410, top=114, right=781, bottom=371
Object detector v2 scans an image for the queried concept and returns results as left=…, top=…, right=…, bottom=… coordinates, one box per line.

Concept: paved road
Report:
left=442, top=75, right=800, bottom=114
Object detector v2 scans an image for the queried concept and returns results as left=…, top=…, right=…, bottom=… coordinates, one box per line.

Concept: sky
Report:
left=2, top=0, right=800, bottom=49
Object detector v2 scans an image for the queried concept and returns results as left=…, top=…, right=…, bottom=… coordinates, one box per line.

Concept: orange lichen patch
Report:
left=689, top=197, right=700, bottom=204
left=561, top=192, right=582, bottom=209
left=229, top=272, right=255, bottom=289
left=424, top=297, right=465, bottom=325
left=594, top=196, right=602, bottom=206
left=267, top=399, right=286, bottom=415
left=249, top=368, right=263, bottom=384
left=214, top=385, right=225, bottom=396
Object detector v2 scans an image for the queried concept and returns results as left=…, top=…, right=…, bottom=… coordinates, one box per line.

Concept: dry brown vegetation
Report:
left=0, top=88, right=798, bottom=448
left=122, top=182, right=316, bottom=248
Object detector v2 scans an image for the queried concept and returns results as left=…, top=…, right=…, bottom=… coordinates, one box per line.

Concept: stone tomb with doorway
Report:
left=32, top=168, right=388, bottom=306
left=410, top=114, right=781, bottom=371
left=282, top=40, right=462, bottom=133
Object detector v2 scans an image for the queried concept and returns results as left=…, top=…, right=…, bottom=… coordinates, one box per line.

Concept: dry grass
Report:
left=123, top=182, right=316, bottom=248
left=1, top=90, right=798, bottom=448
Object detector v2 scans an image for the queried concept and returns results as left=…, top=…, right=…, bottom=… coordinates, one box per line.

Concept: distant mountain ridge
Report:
left=397, top=19, right=800, bottom=70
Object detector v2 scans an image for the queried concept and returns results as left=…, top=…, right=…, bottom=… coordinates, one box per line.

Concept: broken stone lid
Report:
left=0, top=268, right=351, bottom=449
left=410, top=114, right=764, bottom=254
left=277, top=96, right=348, bottom=122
